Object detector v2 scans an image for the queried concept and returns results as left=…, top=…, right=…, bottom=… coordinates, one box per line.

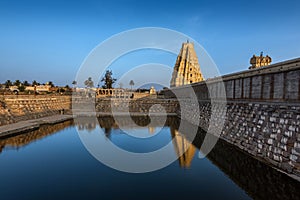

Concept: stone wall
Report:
left=178, top=101, right=300, bottom=177
left=174, top=119, right=300, bottom=200
left=0, top=95, right=71, bottom=126
left=0, top=95, right=178, bottom=126
left=72, top=97, right=179, bottom=115
left=163, top=57, right=300, bottom=179
left=165, top=57, right=300, bottom=102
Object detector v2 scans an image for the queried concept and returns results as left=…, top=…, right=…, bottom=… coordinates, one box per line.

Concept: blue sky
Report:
left=0, top=0, right=300, bottom=87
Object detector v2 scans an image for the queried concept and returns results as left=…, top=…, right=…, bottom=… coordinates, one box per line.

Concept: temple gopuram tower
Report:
left=170, top=41, right=204, bottom=87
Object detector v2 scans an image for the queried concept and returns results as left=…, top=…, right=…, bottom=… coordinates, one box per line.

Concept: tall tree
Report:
left=129, top=80, right=135, bottom=91
left=84, top=77, right=94, bottom=88
left=101, top=70, right=116, bottom=89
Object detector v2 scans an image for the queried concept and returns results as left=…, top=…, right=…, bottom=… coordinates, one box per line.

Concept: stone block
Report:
left=290, top=154, right=298, bottom=162
left=251, top=76, right=262, bottom=99
left=273, top=73, right=284, bottom=99
left=243, top=77, right=250, bottom=98
left=262, top=75, right=272, bottom=99
left=285, top=70, right=300, bottom=100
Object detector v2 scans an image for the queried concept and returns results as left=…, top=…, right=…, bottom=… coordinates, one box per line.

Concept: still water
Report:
left=0, top=117, right=299, bottom=200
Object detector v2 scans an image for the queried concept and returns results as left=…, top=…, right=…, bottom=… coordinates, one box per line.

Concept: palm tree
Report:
left=32, top=80, right=39, bottom=86
left=23, top=80, right=30, bottom=86
left=14, top=80, right=21, bottom=86
left=129, top=80, right=134, bottom=91
left=4, top=80, right=12, bottom=88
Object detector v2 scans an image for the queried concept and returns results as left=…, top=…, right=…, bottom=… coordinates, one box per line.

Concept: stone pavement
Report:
left=0, top=115, right=73, bottom=138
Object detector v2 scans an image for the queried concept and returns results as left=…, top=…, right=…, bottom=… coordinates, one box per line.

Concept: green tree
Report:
left=32, top=80, right=39, bottom=86
left=18, top=85, right=26, bottom=92
left=84, top=77, right=94, bottom=88
left=47, top=81, right=54, bottom=87
left=23, top=80, right=30, bottom=86
left=72, top=80, right=77, bottom=88
left=5, top=80, right=12, bottom=88
left=101, top=70, right=116, bottom=89
left=14, top=80, right=21, bottom=86
left=129, top=80, right=134, bottom=91
left=59, top=88, right=65, bottom=93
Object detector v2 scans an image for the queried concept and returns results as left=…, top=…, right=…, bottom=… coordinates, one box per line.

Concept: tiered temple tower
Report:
left=170, top=41, right=204, bottom=87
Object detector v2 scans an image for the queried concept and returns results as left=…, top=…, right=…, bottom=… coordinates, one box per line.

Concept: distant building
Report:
left=149, top=86, right=156, bottom=95
left=170, top=41, right=204, bottom=87
left=25, top=85, right=51, bottom=93
left=96, top=88, right=132, bottom=98
left=249, top=52, right=272, bottom=69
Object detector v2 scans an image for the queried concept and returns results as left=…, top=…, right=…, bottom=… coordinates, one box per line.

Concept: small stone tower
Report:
left=170, top=41, right=204, bottom=87
left=249, top=52, right=272, bottom=69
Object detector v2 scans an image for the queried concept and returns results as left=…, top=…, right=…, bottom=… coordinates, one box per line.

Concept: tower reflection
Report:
left=170, top=127, right=196, bottom=168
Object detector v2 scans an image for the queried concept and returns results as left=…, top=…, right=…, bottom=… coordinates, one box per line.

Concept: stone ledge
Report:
left=0, top=115, right=73, bottom=139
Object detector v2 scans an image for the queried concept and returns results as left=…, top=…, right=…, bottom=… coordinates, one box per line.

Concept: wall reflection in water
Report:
left=176, top=119, right=300, bottom=200
left=74, top=116, right=300, bottom=200
left=0, top=120, right=73, bottom=153
left=74, top=116, right=179, bottom=138
left=1, top=116, right=299, bottom=200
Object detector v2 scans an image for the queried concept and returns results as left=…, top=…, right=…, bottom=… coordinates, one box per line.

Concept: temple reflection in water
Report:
left=170, top=127, right=196, bottom=168
left=0, top=116, right=196, bottom=170
left=75, top=116, right=196, bottom=168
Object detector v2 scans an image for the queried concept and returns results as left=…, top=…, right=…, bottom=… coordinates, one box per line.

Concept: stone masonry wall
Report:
left=0, top=95, right=71, bottom=126
left=163, top=58, right=300, bottom=178
left=72, top=97, right=179, bottom=115
left=178, top=101, right=300, bottom=177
